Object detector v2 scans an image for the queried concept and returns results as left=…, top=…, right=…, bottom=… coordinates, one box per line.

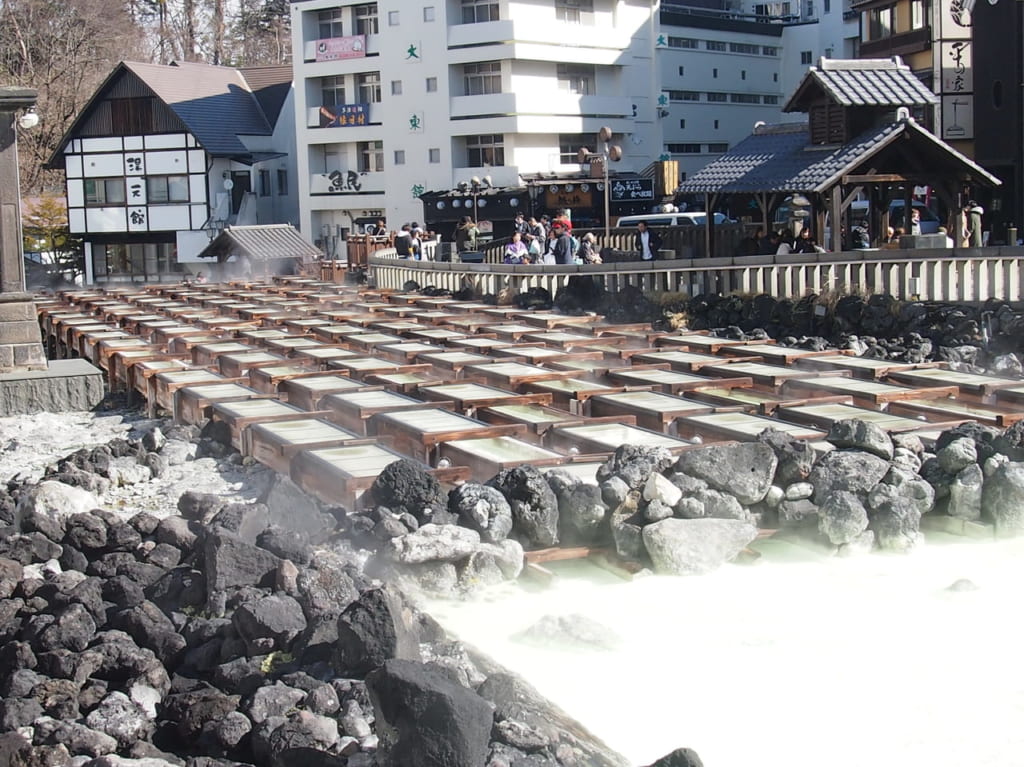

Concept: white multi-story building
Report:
left=49, top=61, right=298, bottom=284
left=289, top=0, right=861, bottom=245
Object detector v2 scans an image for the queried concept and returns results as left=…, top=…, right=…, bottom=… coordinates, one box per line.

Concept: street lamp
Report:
left=578, top=126, right=622, bottom=240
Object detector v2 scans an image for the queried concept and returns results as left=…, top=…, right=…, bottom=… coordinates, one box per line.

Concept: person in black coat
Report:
left=633, top=221, right=663, bottom=260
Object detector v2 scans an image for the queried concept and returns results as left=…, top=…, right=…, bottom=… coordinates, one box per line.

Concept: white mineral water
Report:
left=426, top=534, right=1024, bottom=767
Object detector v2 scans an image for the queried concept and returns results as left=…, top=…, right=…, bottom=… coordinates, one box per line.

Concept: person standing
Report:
left=633, top=221, right=662, bottom=261
left=965, top=200, right=984, bottom=247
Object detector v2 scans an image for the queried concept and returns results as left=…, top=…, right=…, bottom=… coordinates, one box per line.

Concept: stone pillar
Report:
left=0, top=86, right=46, bottom=373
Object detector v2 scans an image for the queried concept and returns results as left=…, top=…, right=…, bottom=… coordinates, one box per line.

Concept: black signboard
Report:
left=609, top=178, right=654, bottom=202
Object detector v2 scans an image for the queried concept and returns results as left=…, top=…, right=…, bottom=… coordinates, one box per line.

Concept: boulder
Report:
left=641, top=518, right=758, bottom=575
left=818, top=491, right=870, bottom=546
left=808, top=450, right=891, bottom=505
left=232, top=594, right=308, bottom=652
left=371, top=460, right=448, bottom=524
left=448, top=483, right=513, bottom=543
left=366, top=659, right=492, bottom=767
left=981, top=461, right=1024, bottom=536
left=487, top=465, right=559, bottom=550
left=383, top=524, right=481, bottom=564
left=334, top=586, right=419, bottom=676
left=674, top=443, right=776, bottom=505
left=826, top=419, right=894, bottom=460
left=15, top=481, right=99, bottom=531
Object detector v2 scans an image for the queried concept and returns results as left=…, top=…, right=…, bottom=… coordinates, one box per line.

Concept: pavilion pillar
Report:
left=0, top=87, right=46, bottom=373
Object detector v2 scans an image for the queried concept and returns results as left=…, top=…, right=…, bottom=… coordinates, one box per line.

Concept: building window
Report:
left=317, top=8, right=343, bottom=38
left=668, top=90, right=700, bottom=102
left=110, top=98, right=153, bottom=135
left=730, top=93, right=761, bottom=104
left=394, top=150, right=406, bottom=165
left=666, top=143, right=702, bottom=154
left=558, top=133, right=589, bottom=164
left=429, top=148, right=441, bottom=163
left=388, top=10, right=399, bottom=25
left=555, top=0, right=593, bottom=23
left=357, top=72, right=381, bottom=103
left=707, top=143, right=729, bottom=153
left=354, top=4, right=379, bottom=35
left=462, top=0, right=499, bottom=24
left=277, top=169, right=288, bottom=195
left=391, top=80, right=402, bottom=96
left=146, top=175, right=188, bottom=203
left=557, top=63, right=594, bottom=96
left=762, top=46, right=778, bottom=56
left=258, top=170, right=271, bottom=197
left=911, top=0, right=926, bottom=29
left=707, top=92, right=728, bottom=102
left=358, top=141, right=384, bottom=172
left=84, top=178, right=126, bottom=206
left=764, top=95, right=780, bottom=105
left=730, top=42, right=760, bottom=54
left=667, top=36, right=698, bottom=49
left=465, top=134, right=504, bottom=167
left=424, top=6, right=435, bottom=21
left=426, top=77, right=438, bottom=92
left=321, top=76, right=345, bottom=107
left=706, top=40, right=726, bottom=51
left=868, top=6, right=893, bottom=39
left=800, top=50, right=813, bottom=65
left=463, top=61, right=502, bottom=95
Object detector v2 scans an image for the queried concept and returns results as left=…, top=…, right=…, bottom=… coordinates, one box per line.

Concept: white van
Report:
left=615, top=212, right=732, bottom=228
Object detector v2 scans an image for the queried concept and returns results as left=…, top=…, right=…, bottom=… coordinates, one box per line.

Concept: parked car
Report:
left=615, top=212, right=733, bottom=228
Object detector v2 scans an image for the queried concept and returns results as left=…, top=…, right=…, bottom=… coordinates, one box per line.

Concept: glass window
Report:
left=354, top=4, right=379, bottom=35
left=429, top=148, right=441, bottom=163
left=321, top=76, right=345, bottom=107
left=317, top=9, right=343, bottom=38
left=277, top=169, right=288, bottom=195
left=555, top=0, right=594, bottom=23
left=394, top=150, right=406, bottom=165
left=146, top=175, right=189, bottom=203
left=668, top=37, right=698, bottom=49
left=461, top=0, right=499, bottom=24
left=465, top=134, right=504, bottom=167
left=556, top=63, right=594, bottom=96
left=358, top=141, right=384, bottom=172
left=357, top=72, right=381, bottom=103
left=559, top=133, right=589, bottom=164
left=391, top=80, right=402, bottom=95
left=426, top=77, right=438, bottom=92
left=463, top=61, right=502, bottom=95
left=84, top=178, right=126, bottom=206
left=424, top=6, right=435, bottom=22
left=258, top=169, right=271, bottom=197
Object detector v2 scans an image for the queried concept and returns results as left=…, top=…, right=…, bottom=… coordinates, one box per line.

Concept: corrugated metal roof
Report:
left=785, top=57, right=939, bottom=112
left=200, top=224, right=323, bottom=263
left=678, top=118, right=999, bottom=194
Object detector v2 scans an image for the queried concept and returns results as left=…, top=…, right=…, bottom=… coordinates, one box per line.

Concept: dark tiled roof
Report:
left=200, top=225, right=322, bottom=263
left=124, top=61, right=276, bottom=156
left=785, top=57, right=939, bottom=112
left=679, top=118, right=1000, bottom=194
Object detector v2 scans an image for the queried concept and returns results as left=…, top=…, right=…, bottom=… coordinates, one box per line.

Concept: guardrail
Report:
left=369, top=246, right=1024, bottom=303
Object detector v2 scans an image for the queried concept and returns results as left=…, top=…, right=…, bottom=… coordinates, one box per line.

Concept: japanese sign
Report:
left=318, top=103, right=369, bottom=128
left=314, top=35, right=366, bottom=62
left=610, top=179, right=654, bottom=202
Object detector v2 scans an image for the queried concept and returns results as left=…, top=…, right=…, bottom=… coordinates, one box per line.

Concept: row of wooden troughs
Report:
left=36, top=278, right=1024, bottom=514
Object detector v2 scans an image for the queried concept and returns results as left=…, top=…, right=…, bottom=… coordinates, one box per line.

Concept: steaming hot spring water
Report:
left=426, top=532, right=1024, bottom=766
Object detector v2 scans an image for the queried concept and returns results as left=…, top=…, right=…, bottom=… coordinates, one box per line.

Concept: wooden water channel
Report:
left=36, top=279, right=1024, bottom=576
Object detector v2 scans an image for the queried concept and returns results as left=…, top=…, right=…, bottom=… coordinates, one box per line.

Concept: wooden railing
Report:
left=368, top=246, right=1024, bottom=303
